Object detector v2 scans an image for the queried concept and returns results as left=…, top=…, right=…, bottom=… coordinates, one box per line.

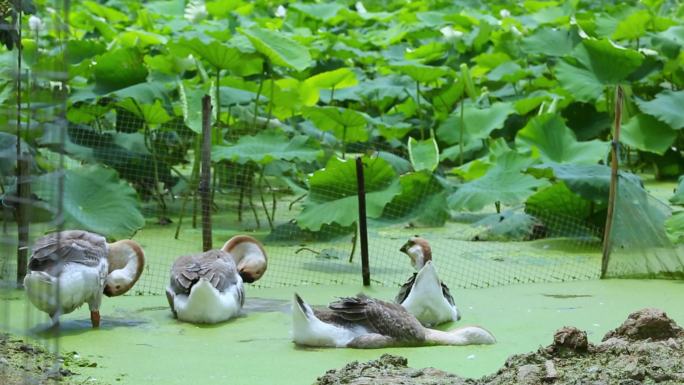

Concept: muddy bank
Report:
left=316, top=308, right=684, bottom=385
left=0, top=333, right=102, bottom=385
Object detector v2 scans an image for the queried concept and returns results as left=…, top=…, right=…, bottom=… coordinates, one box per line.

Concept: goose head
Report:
left=103, top=239, right=145, bottom=297
left=221, top=235, right=267, bottom=283
left=399, top=236, right=432, bottom=271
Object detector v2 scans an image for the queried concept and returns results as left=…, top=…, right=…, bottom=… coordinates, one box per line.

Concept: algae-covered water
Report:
left=2, top=279, right=683, bottom=385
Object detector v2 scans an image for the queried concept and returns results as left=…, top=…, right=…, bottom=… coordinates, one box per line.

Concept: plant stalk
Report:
left=601, top=86, right=624, bottom=278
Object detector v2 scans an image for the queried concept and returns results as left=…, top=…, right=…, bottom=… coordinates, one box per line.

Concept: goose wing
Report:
left=328, top=295, right=425, bottom=342
left=441, top=282, right=456, bottom=306
left=169, top=249, right=242, bottom=297
left=394, top=273, right=417, bottom=304
left=28, top=230, right=107, bottom=272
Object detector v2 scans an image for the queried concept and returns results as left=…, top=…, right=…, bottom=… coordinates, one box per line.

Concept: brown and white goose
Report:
left=23, top=230, right=145, bottom=328
left=166, top=235, right=267, bottom=323
left=395, top=236, right=460, bottom=327
left=292, top=293, right=495, bottom=348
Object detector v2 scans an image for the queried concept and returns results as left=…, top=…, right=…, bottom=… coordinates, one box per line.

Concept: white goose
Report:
left=23, top=230, right=145, bottom=328
left=292, top=293, right=495, bottom=348
left=395, top=236, right=460, bottom=327
left=165, top=235, right=267, bottom=324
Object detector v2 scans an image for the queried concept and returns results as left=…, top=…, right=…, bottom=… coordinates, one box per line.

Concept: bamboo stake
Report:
left=356, top=157, right=370, bottom=286
left=200, top=95, right=213, bottom=251
left=601, top=86, right=624, bottom=278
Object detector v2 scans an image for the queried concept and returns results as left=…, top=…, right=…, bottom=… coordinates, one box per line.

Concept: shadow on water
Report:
left=244, top=297, right=291, bottom=313
left=542, top=294, right=594, bottom=299
left=31, top=317, right=150, bottom=339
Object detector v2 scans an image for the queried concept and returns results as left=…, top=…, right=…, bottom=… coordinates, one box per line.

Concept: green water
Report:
left=2, top=279, right=683, bottom=384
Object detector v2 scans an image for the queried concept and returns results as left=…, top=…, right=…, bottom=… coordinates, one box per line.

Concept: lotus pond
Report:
left=1, top=279, right=684, bottom=385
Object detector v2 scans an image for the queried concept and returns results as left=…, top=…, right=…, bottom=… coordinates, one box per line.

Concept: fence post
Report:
left=601, top=86, right=623, bottom=278
left=16, top=153, right=30, bottom=286
left=356, top=157, right=370, bottom=286
left=200, top=95, right=213, bottom=251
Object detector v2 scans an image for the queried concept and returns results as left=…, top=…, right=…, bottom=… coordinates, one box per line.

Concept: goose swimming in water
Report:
left=395, top=236, right=460, bottom=327
left=23, top=230, right=145, bottom=328
left=292, top=293, right=495, bottom=348
left=166, top=235, right=267, bottom=323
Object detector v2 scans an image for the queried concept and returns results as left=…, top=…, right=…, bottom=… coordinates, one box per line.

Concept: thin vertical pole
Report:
left=16, top=154, right=29, bottom=285
left=15, top=5, right=27, bottom=286
left=601, top=86, right=623, bottom=278
left=355, top=157, right=370, bottom=286
left=200, top=95, right=213, bottom=251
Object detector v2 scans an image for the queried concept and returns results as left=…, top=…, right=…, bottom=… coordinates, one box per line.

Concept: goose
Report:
left=292, top=293, right=495, bottom=348
left=166, top=235, right=267, bottom=323
left=395, top=236, right=460, bottom=327
left=23, top=230, right=145, bottom=328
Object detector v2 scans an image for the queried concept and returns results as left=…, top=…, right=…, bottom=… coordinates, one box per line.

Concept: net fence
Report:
left=1, top=100, right=607, bottom=295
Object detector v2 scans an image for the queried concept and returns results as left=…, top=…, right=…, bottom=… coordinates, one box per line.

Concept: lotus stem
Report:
left=342, top=125, right=347, bottom=159
left=289, top=193, right=308, bottom=211
left=459, top=99, right=464, bottom=166
left=348, top=225, right=358, bottom=263
left=258, top=168, right=273, bottom=230
left=252, top=74, right=265, bottom=132
left=416, top=81, right=424, bottom=139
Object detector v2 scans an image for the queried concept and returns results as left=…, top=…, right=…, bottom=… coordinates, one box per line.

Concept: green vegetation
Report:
left=1, top=0, right=683, bottom=241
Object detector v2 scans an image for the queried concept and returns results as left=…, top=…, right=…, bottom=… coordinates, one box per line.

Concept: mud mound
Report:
left=0, top=333, right=102, bottom=385
left=603, top=308, right=684, bottom=341
left=315, top=308, right=684, bottom=385
left=316, top=354, right=469, bottom=385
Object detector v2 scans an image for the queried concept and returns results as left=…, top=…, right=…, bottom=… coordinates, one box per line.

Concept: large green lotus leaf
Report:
left=472, top=210, right=542, bottom=241
left=212, top=131, right=323, bottom=165
left=555, top=39, right=643, bottom=102
left=382, top=171, right=448, bottom=227
left=436, top=102, right=515, bottom=145
left=405, top=42, right=448, bottom=63
left=66, top=40, right=106, bottom=65
left=297, top=156, right=401, bottom=230
left=525, top=181, right=594, bottom=221
left=178, top=81, right=209, bottom=134
left=83, top=1, right=128, bottom=23
left=32, top=166, right=144, bottom=239
left=305, top=68, right=358, bottom=90
left=612, top=10, right=651, bottom=40
left=173, top=38, right=262, bottom=75
left=290, top=2, right=344, bottom=21
left=635, top=90, right=684, bottom=129
left=448, top=152, right=548, bottom=211
left=671, top=177, right=684, bottom=206
left=516, top=113, right=609, bottom=164
left=622, top=114, right=678, bottom=155
left=239, top=26, right=312, bottom=72
left=408, top=136, right=439, bottom=172
left=521, top=27, right=580, bottom=57
left=391, top=63, right=452, bottom=83
left=529, top=163, right=643, bottom=204
left=303, top=106, right=368, bottom=142
left=94, top=48, right=148, bottom=93
left=117, top=99, right=172, bottom=125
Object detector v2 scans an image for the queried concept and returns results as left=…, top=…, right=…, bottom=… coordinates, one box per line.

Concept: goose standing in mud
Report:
left=166, top=235, right=267, bottom=323
left=396, top=236, right=460, bottom=326
left=23, top=230, right=145, bottom=328
left=292, top=293, right=495, bottom=348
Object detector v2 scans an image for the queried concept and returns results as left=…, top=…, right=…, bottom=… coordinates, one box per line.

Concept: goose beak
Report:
left=399, top=242, right=409, bottom=253
left=239, top=269, right=256, bottom=283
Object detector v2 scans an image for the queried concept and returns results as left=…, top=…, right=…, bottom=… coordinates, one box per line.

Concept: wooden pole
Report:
left=200, top=95, right=213, bottom=251
left=355, top=157, right=370, bottom=286
left=16, top=153, right=30, bottom=285
left=601, top=86, right=623, bottom=278
left=15, top=12, right=27, bottom=285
